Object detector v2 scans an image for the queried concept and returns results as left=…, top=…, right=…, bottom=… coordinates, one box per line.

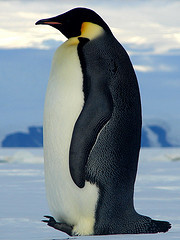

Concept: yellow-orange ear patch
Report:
left=80, top=22, right=104, bottom=40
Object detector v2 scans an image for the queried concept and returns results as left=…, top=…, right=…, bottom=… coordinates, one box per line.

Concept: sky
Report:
left=0, top=0, right=180, bottom=141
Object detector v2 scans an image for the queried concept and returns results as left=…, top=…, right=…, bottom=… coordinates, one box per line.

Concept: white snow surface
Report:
left=0, top=147, right=180, bottom=240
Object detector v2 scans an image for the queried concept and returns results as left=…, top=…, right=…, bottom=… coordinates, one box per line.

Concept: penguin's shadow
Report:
left=49, top=238, right=77, bottom=240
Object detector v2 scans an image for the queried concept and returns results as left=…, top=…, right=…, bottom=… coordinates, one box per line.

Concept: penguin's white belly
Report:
left=43, top=38, right=99, bottom=235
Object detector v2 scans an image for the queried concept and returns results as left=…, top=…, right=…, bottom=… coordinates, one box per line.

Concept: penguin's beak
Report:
left=35, top=15, right=71, bottom=37
left=35, top=16, right=64, bottom=34
left=35, top=18, right=62, bottom=26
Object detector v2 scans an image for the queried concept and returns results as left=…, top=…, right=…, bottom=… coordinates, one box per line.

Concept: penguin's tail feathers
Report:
left=120, top=215, right=172, bottom=234
left=133, top=215, right=172, bottom=234
left=95, top=215, right=171, bottom=235
left=147, top=219, right=171, bottom=233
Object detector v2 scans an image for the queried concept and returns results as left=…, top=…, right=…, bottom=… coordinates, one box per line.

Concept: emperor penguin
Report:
left=35, top=7, right=171, bottom=236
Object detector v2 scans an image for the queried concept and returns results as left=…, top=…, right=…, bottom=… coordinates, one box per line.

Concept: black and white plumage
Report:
left=36, top=7, right=171, bottom=236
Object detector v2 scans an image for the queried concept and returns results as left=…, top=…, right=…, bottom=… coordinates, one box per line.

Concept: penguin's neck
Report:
left=80, top=22, right=104, bottom=40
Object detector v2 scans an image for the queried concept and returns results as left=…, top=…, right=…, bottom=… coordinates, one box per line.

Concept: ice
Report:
left=0, top=148, right=180, bottom=240
left=0, top=148, right=43, bottom=164
left=139, top=147, right=180, bottom=162
left=143, top=125, right=161, bottom=147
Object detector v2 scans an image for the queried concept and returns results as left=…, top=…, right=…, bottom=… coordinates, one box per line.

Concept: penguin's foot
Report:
left=42, top=215, right=73, bottom=236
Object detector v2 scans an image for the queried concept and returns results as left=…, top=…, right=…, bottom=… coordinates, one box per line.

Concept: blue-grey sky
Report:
left=0, top=0, right=180, bottom=141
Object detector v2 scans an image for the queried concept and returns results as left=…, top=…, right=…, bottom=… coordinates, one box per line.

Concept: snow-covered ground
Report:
left=0, top=148, right=180, bottom=240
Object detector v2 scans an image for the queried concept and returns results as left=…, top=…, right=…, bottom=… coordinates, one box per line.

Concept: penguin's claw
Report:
left=43, top=215, right=54, bottom=219
left=42, top=215, right=56, bottom=227
left=42, top=215, right=73, bottom=236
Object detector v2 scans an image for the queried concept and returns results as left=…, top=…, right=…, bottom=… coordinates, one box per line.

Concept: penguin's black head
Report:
left=35, top=7, right=111, bottom=39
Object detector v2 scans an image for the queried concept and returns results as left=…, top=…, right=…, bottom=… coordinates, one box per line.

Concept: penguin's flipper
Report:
left=69, top=79, right=113, bottom=188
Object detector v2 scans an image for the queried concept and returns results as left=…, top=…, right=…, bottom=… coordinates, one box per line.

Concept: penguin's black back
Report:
left=80, top=32, right=142, bottom=234
left=83, top=32, right=142, bottom=179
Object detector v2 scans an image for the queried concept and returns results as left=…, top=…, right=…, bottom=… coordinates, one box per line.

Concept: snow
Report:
left=0, top=148, right=180, bottom=240
left=143, top=125, right=162, bottom=147
left=142, top=118, right=180, bottom=147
